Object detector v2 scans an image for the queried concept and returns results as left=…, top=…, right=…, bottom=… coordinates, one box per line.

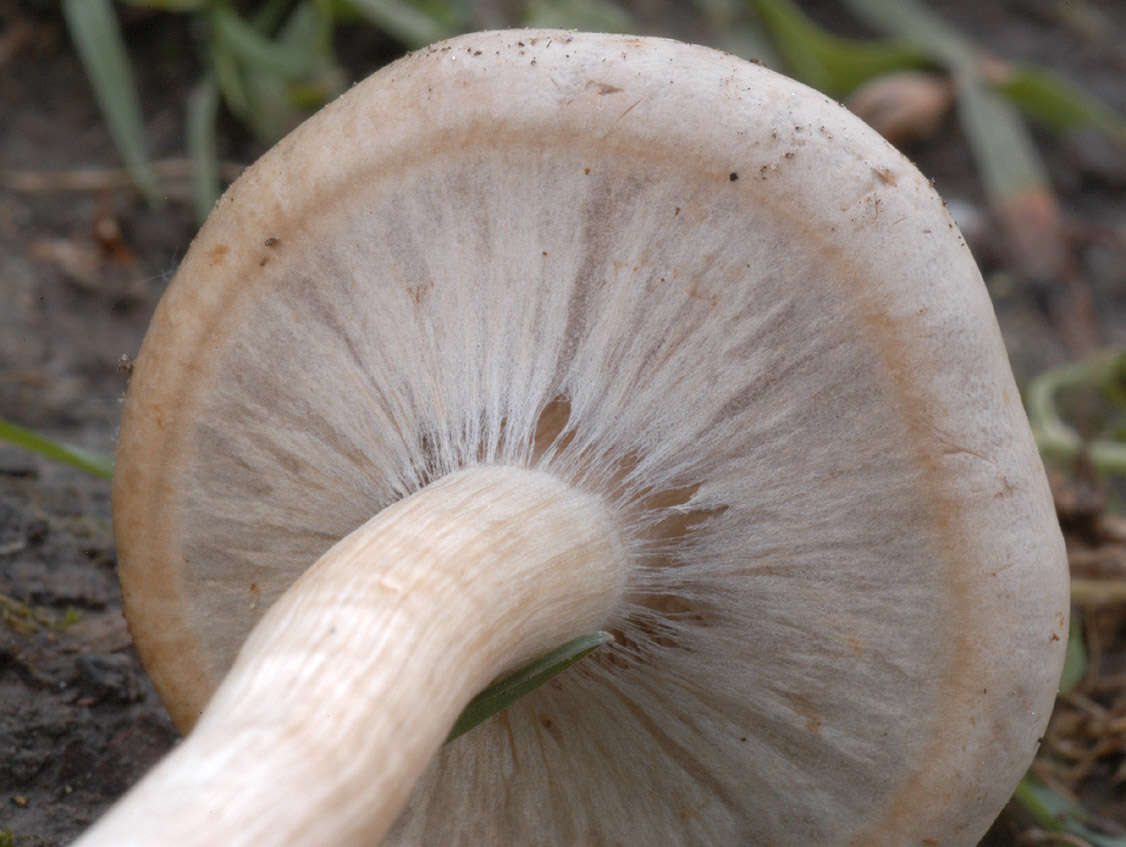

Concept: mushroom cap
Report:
left=113, top=30, right=1068, bottom=846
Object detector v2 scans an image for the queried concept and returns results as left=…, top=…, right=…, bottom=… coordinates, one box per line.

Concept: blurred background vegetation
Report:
left=2, top=0, right=1126, bottom=844
left=56, top=0, right=1126, bottom=229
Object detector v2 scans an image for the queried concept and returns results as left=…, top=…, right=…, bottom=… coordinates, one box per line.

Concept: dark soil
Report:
left=1, top=1, right=1123, bottom=844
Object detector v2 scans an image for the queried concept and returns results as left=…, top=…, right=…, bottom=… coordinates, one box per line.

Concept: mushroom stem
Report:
left=77, top=465, right=626, bottom=847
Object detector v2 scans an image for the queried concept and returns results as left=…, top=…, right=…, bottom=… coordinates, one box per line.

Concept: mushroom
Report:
left=79, top=29, right=1068, bottom=847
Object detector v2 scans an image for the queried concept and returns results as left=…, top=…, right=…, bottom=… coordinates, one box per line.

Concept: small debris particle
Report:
left=784, top=152, right=795, bottom=159
left=674, top=207, right=680, bottom=216
left=540, top=717, right=553, bottom=729
left=264, top=237, right=280, bottom=248
left=259, top=257, right=269, bottom=267
left=872, top=167, right=897, bottom=186
left=13, top=796, right=28, bottom=808
left=542, top=251, right=549, bottom=257
left=517, top=41, right=525, bottom=47
left=407, top=280, right=434, bottom=305
left=584, top=167, right=591, bottom=175
left=587, top=80, right=622, bottom=95
left=729, top=172, right=739, bottom=181
left=1050, top=632, right=1060, bottom=642
left=740, top=736, right=748, bottom=742
left=117, top=353, right=134, bottom=375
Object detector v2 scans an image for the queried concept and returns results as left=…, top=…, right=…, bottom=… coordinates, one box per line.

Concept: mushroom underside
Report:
left=113, top=31, right=1067, bottom=847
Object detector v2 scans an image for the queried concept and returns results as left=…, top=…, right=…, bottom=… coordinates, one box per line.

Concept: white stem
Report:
left=76, top=466, right=626, bottom=847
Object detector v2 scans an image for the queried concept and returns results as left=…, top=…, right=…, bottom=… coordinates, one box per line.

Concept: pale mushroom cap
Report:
left=113, top=30, right=1069, bottom=846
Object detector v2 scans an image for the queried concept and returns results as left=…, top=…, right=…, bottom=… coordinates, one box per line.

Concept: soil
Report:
left=1, top=1, right=1124, bottom=844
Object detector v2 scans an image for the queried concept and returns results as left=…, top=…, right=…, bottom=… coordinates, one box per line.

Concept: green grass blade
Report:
left=994, top=65, right=1126, bottom=139
left=1027, top=351, right=1126, bottom=475
left=842, top=0, right=1125, bottom=143
left=955, top=67, right=1067, bottom=281
left=187, top=77, right=222, bottom=225
left=212, top=6, right=315, bottom=79
left=751, top=0, right=929, bottom=97
left=522, top=0, right=636, bottom=33
left=955, top=71, right=1049, bottom=204
left=691, top=0, right=779, bottom=65
left=835, top=1, right=1065, bottom=281
left=339, top=0, right=455, bottom=49
left=694, top=0, right=742, bottom=21
left=61, top=0, right=161, bottom=206
left=838, top=0, right=975, bottom=68
left=208, top=13, right=251, bottom=122
left=0, top=419, right=114, bottom=480
left=276, top=0, right=345, bottom=108
left=1058, top=614, right=1086, bottom=694
left=1015, top=776, right=1126, bottom=847
left=230, top=1, right=345, bottom=142
left=715, top=20, right=782, bottom=70
left=446, top=631, right=612, bottom=743
left=120, top=0, right=209, bottom=9
left=252, top=0, right=305, bottom=32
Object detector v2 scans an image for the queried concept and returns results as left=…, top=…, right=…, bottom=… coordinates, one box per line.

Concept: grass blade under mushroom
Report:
left=0, top=415, right=613, bottom=736
left=446, top=631, right=613, bottom=743
left=74, top=30, right=1069, bottom=847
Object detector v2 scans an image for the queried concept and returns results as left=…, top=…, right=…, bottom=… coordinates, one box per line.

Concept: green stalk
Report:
left=0, top=419, right=114, bottom=479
